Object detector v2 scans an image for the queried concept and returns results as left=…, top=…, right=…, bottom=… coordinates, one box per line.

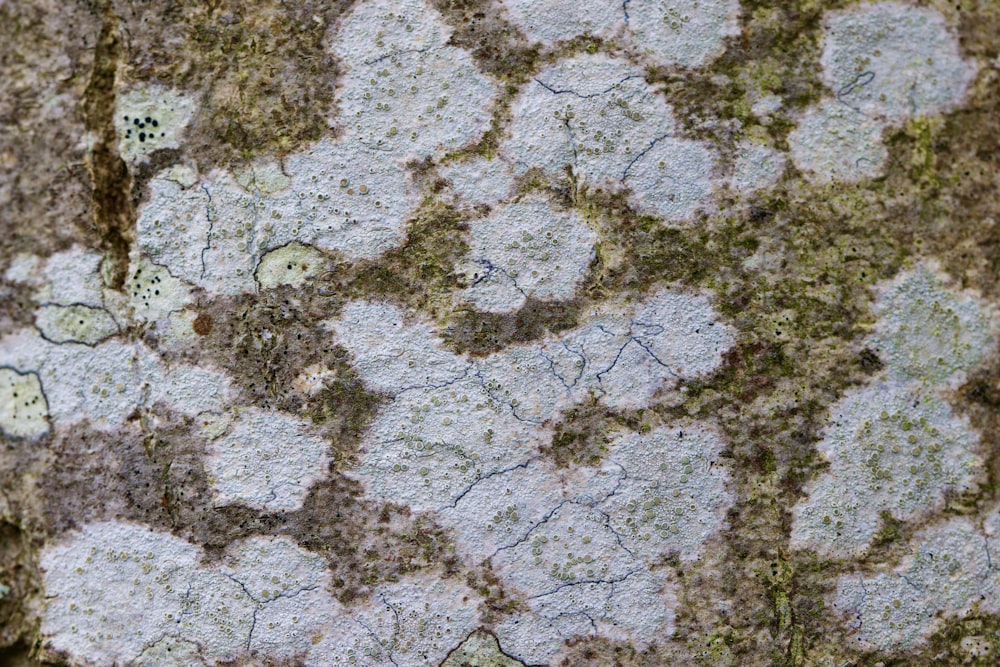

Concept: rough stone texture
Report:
left=2, top=0, right=1000, bottom=665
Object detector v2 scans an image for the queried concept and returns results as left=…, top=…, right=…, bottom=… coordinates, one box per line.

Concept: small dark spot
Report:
left=192, top=313, right=213, bottom=336
left=966, top=376, right=1000, bottom=408
left=152, top=119, right=159, bottom=127
left=139, top=132, right=146, bottom=142
left=145, top=116, right=151, bottom=123
left=133, top=118, right=140, bottom=126
left=859, top=348, right=884, bottom=372
left=749, top=206, right=773, bottom=224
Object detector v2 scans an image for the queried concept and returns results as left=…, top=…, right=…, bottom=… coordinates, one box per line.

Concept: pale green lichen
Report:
left=869, top=265, right=994, bottom=388
left=440, top=629, right=528, bottom=666
left=34, top=304, right=119, bottom=346
left=114, top=85, right=196, bottom=164
left=255, top=242, right=327, bottom=290
left=0, top=368, right=48, bottom=439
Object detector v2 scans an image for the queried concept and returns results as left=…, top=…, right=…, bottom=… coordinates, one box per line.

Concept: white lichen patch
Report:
left=489, top=498, right=676, bottom=664
left=355, top=578, right=482, bottom=667
left=115, top=85, right=197, bottom=164
left=505, top=54, right=672, bottom=180
left=439, top=156, right=516, bottom=208
left=436, top=458, right=570, bottom=563
left=255, top=242, right=326, bottom=290
left=622, top=135, right=717, bottom=223
left=281, top=139, right=418, bottom=260
left=556, top=289, right=736, bottom=409
left=136, top=173, right=240, bottom=295
left=626, top=0, right=741, bottom=69
left=40, top=523, right=351, bottom=666
left=0, top=331, right=161, bottom=429
left=505, top=0, right=624, bottom=44
left=329, top=300, right=469, bottom=395
left=788, top=100, right=888, bottom=184
left=223, top=536, right=329, bottom=603
left=353, top=376, right=544, bottom=512
left=308, top=575, right=483, bottom=667
left=39, top=521, right=204, bottom=665
left=44, top=246, right=107, bottom=306
left=34, top=303, right=119, bottom=346
left=504, top=0, right=741, bottom=69
left=436, top=425, right=724, bottom=662
left=220, top=536, right=339, bottom=658
left=233, top=159, right=292, bottom=195
left=834, top=509, right=1000, bottom=650
left=820, top=2, right=975, bottom=122
left=495, top=568, right=675, bottom=664
left=601, top=424, right=732, bottom=561
left=471, top=289, right=732, bottom=418
left=204, top=407, right=330, bottom=511
left=136, top=139, right=419, bottom=295
left=336, top=289, right=733, bottom=511
left=5, top=245, right=105, bottom=306
left=792, top=265, right=993, bottom=557
left=488, top=494, right=649, bottom=632
left=158, top=364, right=231, bottom=416
left=0, top=367, right=48, bottom=438
left=440, top=629, right=526, bottom=667
left=332, top=0, right=497, bottom=159
left=0, top=328, right=231, bottom=430
left=730, top=140, right=787, bottom=193
left=869, top=266, right=994, bottom=388
left=504, top=53, right=716, bottom=223
left=790, top=3, right=975, bottom=185
left=173, top=569, right=258, bottom=662
left=134, top=637, right=207, bottom=667
left=459, top=194, right=597, bottom=313
left=791, top=381, right=982, bottom=557
left=332, top=0, right=450, bottom=64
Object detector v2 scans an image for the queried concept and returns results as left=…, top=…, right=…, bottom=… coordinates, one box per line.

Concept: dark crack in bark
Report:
left=82, top=1, right=133, bottom=291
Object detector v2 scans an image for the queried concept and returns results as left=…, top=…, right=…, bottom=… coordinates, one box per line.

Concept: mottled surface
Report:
left=2, top=0, right=1000, bottom=665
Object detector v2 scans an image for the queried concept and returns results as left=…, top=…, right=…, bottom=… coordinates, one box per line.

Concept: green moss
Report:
left=872, top=511, right=904, bottom=549
left=346, top=197, right=469, bottom=318
left=539, top=402, right=652, bottom=469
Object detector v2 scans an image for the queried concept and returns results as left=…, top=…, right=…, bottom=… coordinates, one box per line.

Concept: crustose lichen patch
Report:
left=5, top=0, right=1000, bottom=664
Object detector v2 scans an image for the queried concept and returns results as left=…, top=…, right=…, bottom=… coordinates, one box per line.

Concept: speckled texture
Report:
left=2, top=0, right=1000, bottom=665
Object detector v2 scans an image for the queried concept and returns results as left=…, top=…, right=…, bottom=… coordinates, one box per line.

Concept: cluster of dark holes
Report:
left=130, top=267, right=163, bottom=308
left=122, top=114, right=165, bottom=143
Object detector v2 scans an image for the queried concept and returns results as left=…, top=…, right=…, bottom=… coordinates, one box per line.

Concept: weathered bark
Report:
left=2, top=1, right=1000, bottom=665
